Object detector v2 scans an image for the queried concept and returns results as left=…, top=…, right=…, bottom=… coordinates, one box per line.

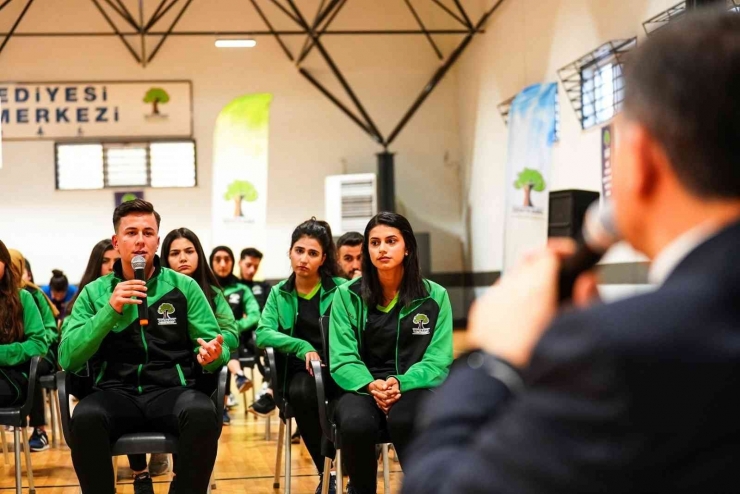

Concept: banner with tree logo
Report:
left=503, top=83, right=557, bottom=270
left=212, top=93, right=272, bottom=245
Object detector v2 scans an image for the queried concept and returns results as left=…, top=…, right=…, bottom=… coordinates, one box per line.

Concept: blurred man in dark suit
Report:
left=403, top=10, right=740, bottom=494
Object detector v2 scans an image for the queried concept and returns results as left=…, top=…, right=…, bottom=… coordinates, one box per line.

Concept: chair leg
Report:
left=382, top=444, right=390, bottom=494
left=1, top=426, right=8, bottom=465
left=21, top=427, right=36, bottom=494
left=54, top=391, right=64, bottom=447
left=249, top=367, right=256, bottom=402
left=113, top=456, right=119, bottom=493
left=49, top=390, right=59, bottom=448
left=336, top=449, right=343, bottom=494
left=321, top=457, right=332, bottom=494
left=285, top=419, right=292, bottom=494
left=265, top=412, right=272, bottom=441
left=273, top=420, right=284, bottom=488
left=14, top=429, right=22, bottom=494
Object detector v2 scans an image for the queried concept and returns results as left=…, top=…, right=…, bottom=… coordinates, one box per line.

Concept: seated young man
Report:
left=59, top=200, right=230, bottom=494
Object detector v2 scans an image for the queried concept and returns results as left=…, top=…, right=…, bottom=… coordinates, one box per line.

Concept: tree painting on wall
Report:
left=513, top=168, right=546, bottom=208
left=224, top=180, right=258, bottom=217
left=143, top=88, right=170, bottom=116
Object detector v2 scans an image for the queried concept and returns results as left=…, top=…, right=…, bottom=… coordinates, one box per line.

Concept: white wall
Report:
left=458, top=0, right=678, bottom=273
left=0, top=0, right=464, bottom=284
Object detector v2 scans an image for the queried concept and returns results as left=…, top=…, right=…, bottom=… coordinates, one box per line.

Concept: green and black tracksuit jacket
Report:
left=219, top=275, right=261, bottom=335
left=0, top=289, right=49, bottom=406
left=329, top=278, right=453, bottom=393
left=255, top=273, right=346, bottom=391
left=25, top=285, right=59, bottom=366
left=59, top=257, right=233, bottom=394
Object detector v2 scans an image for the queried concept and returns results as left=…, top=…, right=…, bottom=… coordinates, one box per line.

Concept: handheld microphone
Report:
left=557, top=201, right=621, bottom=302
left=131, top=255, right=149, bottom=326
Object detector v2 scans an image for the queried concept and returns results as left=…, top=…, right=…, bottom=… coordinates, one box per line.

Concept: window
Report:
left=557, top=38, right=635, bottom=130
left=55, top=140, right=196, bottom=190
left=581, top=62, right=624, bottom=129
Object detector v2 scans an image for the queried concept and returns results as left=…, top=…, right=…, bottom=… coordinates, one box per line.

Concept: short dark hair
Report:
left=336, top=232, right=364, bottom=250
left=112, top=199, right=161, bottom=232
left=624, top=10, right=740, bottom=199
left=361, top=212, right=425, bottom=308
left=240, top=247, right=263, bottom=260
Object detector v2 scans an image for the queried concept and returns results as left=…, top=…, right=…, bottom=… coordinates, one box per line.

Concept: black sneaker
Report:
left=223, top=409, right=231, bottom=425
left=133, top=472, right=155, bottom=494
left=168, top=476, right=177, bottom=494
left=28, top=428, right=50, bottom=452
left=148, top=453, right=169, bottom=476
left=248, top=393, right=276, bottom=416
left=235, top=374, right=253, bottom=393
left=346, top=483, right=359, bottom=494
left=291, top=428, right=301, bottom=444
left=315, top=474, right=337, bottom=494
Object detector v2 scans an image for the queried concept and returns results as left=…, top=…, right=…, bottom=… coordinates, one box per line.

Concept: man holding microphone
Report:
left=60, top=199, right=229, bottom=494
left=404, top=10, right=740, bottom=494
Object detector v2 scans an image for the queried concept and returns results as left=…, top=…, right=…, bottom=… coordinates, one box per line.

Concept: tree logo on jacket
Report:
left=157, top=303, right=177, bottom=326
left=412, top=313, right=430, bottom=335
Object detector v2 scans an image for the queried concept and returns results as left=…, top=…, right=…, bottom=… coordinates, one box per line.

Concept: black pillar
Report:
left=377, top=151, right=396, bottom=213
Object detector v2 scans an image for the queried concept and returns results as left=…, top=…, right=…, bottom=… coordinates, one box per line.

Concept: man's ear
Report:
left=112, top=234, right=119, bottom=252
left=620, top=123, right=659, bottom=201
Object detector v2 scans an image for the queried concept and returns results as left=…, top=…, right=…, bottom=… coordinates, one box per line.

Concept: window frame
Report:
left=54, top=138, right=198, bottom=191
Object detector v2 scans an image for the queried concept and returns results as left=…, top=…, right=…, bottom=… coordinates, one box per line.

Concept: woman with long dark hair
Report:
left=0, top=240, right=48, bottom=412
left=8, top=248, right=59, bottom=451
left=122, top=227, right=239, bottom=492
left=329, top=212, right=453, bottom=494
left=67, top=239, right=120, bottom=312
left=256, top=218, right=346, bottom=493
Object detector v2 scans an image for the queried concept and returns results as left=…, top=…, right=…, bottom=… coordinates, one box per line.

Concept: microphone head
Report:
left=131, top=255, right=147, bottom=272
left=582, top=201, right=621, bottom=253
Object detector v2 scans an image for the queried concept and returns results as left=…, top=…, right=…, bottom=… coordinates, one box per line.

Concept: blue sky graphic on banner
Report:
left=503, top=82, right=558, bottom=270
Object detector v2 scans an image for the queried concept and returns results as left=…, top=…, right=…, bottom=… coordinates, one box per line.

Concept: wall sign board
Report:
left=0, top=80, right=192, bottom=140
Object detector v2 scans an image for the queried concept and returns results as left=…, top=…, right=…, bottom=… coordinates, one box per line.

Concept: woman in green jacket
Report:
left=0, top=240, right=48, bottom=409
left=256, top=218, right=345, bottom=494
left=329, top=212, right=453, bottom=494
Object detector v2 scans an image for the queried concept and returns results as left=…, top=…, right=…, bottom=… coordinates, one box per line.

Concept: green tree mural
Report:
left=513, top=168, right=546, bottom=208
left=224, top=180, right=258, bottom=217
left=158, top=303, right=175, bottom=319
left=143, top=88, right=170, bottom=115
left=413, top=313, right=430, bottom=331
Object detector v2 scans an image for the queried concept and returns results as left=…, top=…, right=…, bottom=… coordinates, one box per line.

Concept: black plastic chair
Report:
left=312, top=317, right=391, bottom=494
left=0, top=356, right=41, bottom=494
left=57, top=365, right=228, bottom=494
left=265, top=346, right=295, bottom=493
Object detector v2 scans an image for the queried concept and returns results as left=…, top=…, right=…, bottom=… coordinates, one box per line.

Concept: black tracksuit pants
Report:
left=334, top=388, right=432, bottom=494
left=285, top=359, right=336, bottom=474
left=70, top=386, right=219, bottom=494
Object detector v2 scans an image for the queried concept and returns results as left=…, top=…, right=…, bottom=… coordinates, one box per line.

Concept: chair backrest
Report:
left=19, top=356, right=41, bottom=420
left=319, top=315, right=330, bottom=367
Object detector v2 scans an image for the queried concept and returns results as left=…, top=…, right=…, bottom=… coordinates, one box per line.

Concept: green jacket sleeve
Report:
left=58, top=285, right=124, bottom=373
left=237, top=285, right=261, bottom=334
left=392, top=288, right=454, bottom=392
left=30, top=289, right=59, bottom=347
left=0, top=290, right=49, bottom=367
left=185, top=279, right=230, bottom=372
left=212, top=288, right=239, bottom=352
left=255, top=286, right=315, bottom=359
left=329, top=288, right=374, bottom=392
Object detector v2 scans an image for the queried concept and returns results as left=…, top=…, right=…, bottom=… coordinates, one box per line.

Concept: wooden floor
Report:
left=1, top=396, right=403, bottom=494
left=2, top=333, right=468, bottom=493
